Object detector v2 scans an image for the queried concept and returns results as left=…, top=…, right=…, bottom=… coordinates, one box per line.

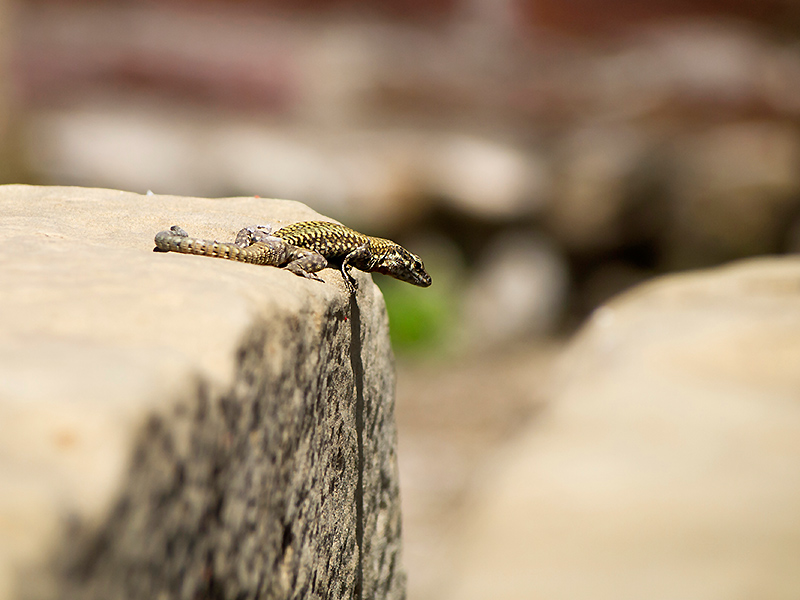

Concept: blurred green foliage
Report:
left=375, top=247, right=463, bottom=357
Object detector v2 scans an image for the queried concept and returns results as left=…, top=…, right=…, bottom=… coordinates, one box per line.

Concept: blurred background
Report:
left=3, top=0, right=800, bottom=597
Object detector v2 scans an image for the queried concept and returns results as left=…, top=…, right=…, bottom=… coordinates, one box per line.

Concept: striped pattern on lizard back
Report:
left=273, top=221, right=392, bottom=260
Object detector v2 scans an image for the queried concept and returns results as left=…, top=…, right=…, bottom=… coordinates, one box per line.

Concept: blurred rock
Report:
left=783, top=216, right=800, bottom=254
left=23, top=104, right=429, bottom=227
left=573, top=260, right=652, bottom=319
left=668, top=121, right=800, bottom=268
left=564, top=22, right=800, bottom=122
left=0, top=0, right=11, bottom=183
left=426, top=135, right=550, bottom=220
left=548, top=125, right=658, bottom=252
left=448, top=257, right=800, bottom=600
left=25, top=100, right=555, bottom=229
left=528, top=0, right=794, bottom=37
left=463, top=232, right=568, bottom=343
left=623, top=23, right=778, bottom=114
left=768, top=44, right=800, bottom=116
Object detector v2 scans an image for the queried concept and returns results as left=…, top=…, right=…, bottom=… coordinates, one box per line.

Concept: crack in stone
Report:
left=348, top=292, right=365, bottom=600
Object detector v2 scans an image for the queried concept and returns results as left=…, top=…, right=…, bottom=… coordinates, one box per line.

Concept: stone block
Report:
left=0, top=185, right=405, bottom=600
left=450, top=257, right=800, bottom=599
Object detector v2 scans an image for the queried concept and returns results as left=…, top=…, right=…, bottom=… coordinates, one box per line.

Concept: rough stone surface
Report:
left=448, top=257, right=800, bottom=600
left=0, top=185, right=405, bottom=600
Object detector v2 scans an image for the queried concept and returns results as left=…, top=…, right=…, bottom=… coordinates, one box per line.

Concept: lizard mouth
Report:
left=412, top=272, right=433, bottom=287
left=376, top=265, right=432, bottom=287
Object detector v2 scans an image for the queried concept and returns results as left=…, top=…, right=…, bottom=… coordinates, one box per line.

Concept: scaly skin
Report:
left=154, top=221, right=432, bottom=292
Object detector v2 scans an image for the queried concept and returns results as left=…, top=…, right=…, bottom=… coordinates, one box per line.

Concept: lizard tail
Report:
left=155, top=226, right=285, bottom=266
left=155, top=228, right=250, bottom=262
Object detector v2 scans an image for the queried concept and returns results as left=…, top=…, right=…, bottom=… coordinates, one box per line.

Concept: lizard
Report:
left=154, top=220, right=432, bottom=292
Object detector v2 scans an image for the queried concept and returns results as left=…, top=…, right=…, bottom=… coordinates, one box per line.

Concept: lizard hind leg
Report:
left=169, top=225, right=189, bottom=237
left=283, top=249, right=328, bottom=283
left=234, top=225, right=274, bottom=248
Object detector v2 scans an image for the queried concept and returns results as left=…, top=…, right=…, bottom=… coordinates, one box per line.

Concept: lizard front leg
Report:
left=340, top=244, right=377, bottom=293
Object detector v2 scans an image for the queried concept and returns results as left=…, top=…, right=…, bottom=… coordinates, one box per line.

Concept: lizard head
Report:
left=375, top=245, right=432, bottom=287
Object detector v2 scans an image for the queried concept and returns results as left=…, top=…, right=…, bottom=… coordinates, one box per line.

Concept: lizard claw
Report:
left=340, top=264, right=358, bottom=294
left=342, top=274, right=357, bottom=294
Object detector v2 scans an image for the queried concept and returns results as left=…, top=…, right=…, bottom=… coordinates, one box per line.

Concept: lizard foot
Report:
left=284, top=250, right=328, bottom=283
left=339, top=264, right=358, bottom=294
left=285, top=262, right=325, bottom=283
left=169, top=225, right=189, bottom=237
